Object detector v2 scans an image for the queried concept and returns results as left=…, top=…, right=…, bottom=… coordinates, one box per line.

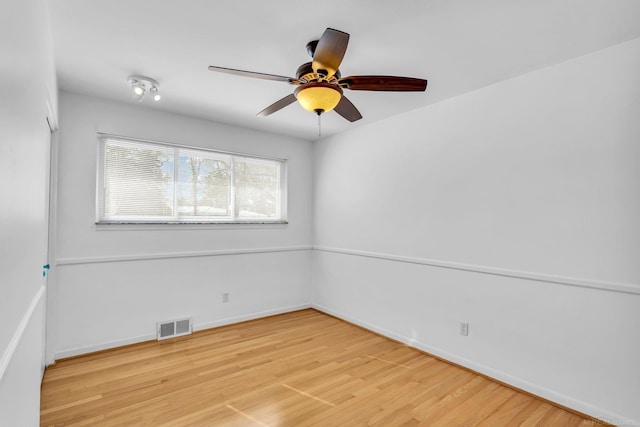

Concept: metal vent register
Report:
left=157, top=318, right=192, bottom=340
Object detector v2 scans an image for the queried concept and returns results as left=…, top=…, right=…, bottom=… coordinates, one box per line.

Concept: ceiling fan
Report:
left=208, top=28, right=427, bottom=123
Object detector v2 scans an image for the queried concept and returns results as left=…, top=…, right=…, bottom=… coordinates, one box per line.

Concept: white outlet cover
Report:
left=459, top=321, right=469, bottom=336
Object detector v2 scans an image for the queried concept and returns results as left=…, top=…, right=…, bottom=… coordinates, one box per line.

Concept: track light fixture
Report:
left=127, top=75, right=161, bottom=102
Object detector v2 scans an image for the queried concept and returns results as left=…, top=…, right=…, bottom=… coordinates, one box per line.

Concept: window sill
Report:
left=95, top=221, right=288, bottom=231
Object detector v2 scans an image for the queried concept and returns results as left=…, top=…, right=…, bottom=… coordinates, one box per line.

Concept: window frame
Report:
left=96, top=133, right=288, bottom=225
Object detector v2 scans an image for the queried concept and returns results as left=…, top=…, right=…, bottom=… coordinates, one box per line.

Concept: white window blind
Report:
left=97, top=135, right=287, bottom=224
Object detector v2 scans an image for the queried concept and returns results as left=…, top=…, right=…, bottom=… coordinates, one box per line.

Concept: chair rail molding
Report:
left=313, top=246, right=640, bottom=296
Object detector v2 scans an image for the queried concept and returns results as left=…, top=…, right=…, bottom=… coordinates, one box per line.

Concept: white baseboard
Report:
left=194, top=304, right=312, bottom=332
left=55, top=332, right=157, bottom=360
left=312, top=303, right=637, bottom=427
left=54, top=303, right=312, bottom=361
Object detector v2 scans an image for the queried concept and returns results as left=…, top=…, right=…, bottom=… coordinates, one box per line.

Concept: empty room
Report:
left=1, top=0, right=639, bottom=425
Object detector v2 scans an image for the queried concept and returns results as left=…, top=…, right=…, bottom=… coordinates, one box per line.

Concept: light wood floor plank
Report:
left=41, top=309, right=608, bottom=426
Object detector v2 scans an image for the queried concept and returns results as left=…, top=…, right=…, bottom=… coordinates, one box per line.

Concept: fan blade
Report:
left=333, top=96, right=363, bottom=122
left=208, top=65, right=296, bottom=84
left=257, top=93, right=297, bottom=117
left=339, top=76, right=427, bottom=91
left=312, top=28, right=349, bottom=77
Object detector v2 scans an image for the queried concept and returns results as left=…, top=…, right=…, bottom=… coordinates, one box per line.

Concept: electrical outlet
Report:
left=459, top=321, right=469, bottom=336
left=222, top=292, right=230, bottom=303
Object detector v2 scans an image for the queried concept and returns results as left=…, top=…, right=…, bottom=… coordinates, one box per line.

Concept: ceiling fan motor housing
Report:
left=296, top=62, right=340, bottom=83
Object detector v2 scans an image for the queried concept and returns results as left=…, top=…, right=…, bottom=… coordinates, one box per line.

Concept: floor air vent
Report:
left=157, top=318, right=192, bottom=340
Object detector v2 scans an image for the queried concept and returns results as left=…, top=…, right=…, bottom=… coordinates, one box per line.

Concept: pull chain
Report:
left=317, top=112, right=322, bottom=137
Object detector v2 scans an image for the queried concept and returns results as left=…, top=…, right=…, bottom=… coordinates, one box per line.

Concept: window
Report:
left=96, top=135, right=287, bottom=224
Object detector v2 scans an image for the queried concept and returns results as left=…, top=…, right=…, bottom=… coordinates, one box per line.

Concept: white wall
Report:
left=0, top=0, right=57, bottom=424
left=53, top=92, right=313, bottom=357
left=312, top=38, right=640, bottom=425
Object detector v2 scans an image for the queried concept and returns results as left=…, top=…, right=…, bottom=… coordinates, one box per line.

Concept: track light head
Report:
left=132, top=83, right=145, bottom=96
left=150, top=85, right=161, bottom=102
left=127, top=75, right=161, bottom=102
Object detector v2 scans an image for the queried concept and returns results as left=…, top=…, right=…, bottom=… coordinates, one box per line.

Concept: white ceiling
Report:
left=49, top=0, right=640, bottom=141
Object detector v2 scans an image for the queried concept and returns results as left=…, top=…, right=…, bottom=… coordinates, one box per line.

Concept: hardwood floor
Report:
left=41, top=309, right=605, bottom=426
